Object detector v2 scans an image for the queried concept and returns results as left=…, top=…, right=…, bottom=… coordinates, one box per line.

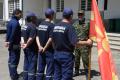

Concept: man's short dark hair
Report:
left=45, top=9, right=54, bottom=18
left=45, top=14, right=53, bottom=18
left=63, top=15, right=72, bottom=19
left=25, top=16, right=33, bottom=22
left=12, top=9, right=22, bottom=15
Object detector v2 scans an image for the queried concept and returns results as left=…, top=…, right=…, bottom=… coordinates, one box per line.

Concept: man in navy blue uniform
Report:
left=21, top=12, right=38, bottom=80
left=43, top=8, right=92, bottom=80
left=36, top=8, right=55, bottom=80
left=5, top=9, right=22, bottom=80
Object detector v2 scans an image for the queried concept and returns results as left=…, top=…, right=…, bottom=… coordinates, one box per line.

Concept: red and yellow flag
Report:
left=89, top=0, right=118, bottom=80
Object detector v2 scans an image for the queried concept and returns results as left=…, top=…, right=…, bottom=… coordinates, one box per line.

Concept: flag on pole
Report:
left=89, top=0, right=118, bottom=80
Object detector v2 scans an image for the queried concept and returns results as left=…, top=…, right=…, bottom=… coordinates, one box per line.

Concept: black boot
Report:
left=73, top=71, right=79, bottom=77
left=73, top=73, right=79, bottom=77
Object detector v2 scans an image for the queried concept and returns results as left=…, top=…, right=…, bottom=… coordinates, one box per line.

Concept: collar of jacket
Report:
left=12, top=16, right=20, bottom=21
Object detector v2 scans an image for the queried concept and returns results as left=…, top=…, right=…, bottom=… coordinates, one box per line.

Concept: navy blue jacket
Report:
left=51, top=22, right=78, bottom=52
left=21, top=23, right=38, bottom=52
left=6, top=16, right=21, bottom=45
left=37, top=21, right=54, bottom=52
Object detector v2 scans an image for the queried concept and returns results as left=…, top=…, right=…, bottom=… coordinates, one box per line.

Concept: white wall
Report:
left=23, top=0, right=48, bottom=19
left=104, top=0, right=120, bottom=19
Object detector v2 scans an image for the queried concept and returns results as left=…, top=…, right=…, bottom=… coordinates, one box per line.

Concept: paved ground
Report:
left=0, top=27, right=6, bottom=34
left=0, top=34, right=120, bottom=80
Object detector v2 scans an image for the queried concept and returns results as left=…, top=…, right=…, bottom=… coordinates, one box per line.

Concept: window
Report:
left=104, top=0, right=108, bottom=10
left=8, top=0, right=14, bottom=17
left=8, top=0, right=19, bottom=17
left=87, top=0, right=91, bottom=10
left=16, top=0, right=19, bottom=9
left=80, top=0, right=98, bottom=11
left=56, top=0, right=64, bottom=12
left=81, top=0, right=86, bottom=10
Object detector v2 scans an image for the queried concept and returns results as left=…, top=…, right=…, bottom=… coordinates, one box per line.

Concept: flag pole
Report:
left=88, top=48, right=92, bottom=80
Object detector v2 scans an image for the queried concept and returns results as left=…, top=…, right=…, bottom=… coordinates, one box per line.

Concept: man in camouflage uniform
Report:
left=73, top=10, right=91, bottom=80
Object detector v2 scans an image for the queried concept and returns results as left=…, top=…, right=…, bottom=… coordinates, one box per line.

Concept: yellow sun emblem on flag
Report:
left=98, top=49, right=103, bottom=57
left=112, top=72, right=118, bottom=80
left=102, top=38, right=110, bottom=53
left=95, top=25, right=104, bottom=38
left=91, top=11, right=94, bottom=20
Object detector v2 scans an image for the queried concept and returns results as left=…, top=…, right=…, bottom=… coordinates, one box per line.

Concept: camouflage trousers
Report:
left=74, top=46, right=90, bottom=73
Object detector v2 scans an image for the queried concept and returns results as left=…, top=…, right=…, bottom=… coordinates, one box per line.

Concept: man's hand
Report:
left=42, top=47, right=46, bottom=53
left=5, top=42, right=10, bottom=47
left=87, top=39, right=93, bottom=46
left=21, top=42, right=24, bottom=48
left=38, top=46, right=43, bottom=53
left=21, top=44, right=27, bottom=49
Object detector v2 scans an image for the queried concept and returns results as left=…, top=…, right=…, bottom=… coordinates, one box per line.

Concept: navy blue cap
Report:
left=45, top=8, right=55, bottom=16
left=63, top=8, right=73, bottom=16
left=26, top=12, right=36, bottom=17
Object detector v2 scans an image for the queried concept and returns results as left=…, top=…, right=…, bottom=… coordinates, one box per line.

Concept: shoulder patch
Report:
left=37, top=25, right=48, bottom=31
left=53, top=26, right=66, bottom=33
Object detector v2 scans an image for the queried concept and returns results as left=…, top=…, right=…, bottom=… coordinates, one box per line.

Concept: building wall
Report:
left=23, top=0, right=48, bottom=19
left=104, top=0, right=120, bottom=19
left=0, top=2, right=3, bottom=19
left=0, top=0, right=3, bottom=19
left=55, top=0, right=120, bottom=20
left=56, top=0, right=79, bottom=19
left=17, top=0, right=120, bottom=20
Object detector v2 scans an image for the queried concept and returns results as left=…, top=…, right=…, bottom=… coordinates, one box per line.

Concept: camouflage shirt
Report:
left=73, top=20, right=90, bottom=41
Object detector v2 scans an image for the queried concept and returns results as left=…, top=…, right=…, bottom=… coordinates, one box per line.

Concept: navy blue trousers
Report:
left=23, top=48, right=37, bottom=80
left=8, top=49, right=20, bottom=80
left=54, top=51, right=74, bottom=80
left=36, top=51, right=54, bottom=80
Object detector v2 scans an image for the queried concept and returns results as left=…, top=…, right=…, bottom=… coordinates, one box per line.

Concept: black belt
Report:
left=55, top=49, right=73, bottom=53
